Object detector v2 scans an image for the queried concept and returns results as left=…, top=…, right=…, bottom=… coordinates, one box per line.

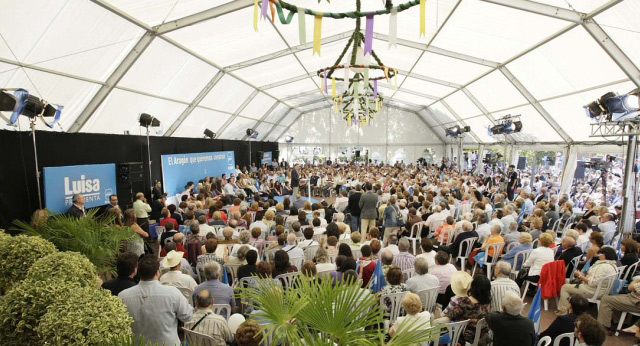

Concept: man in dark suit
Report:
left=534, top=187, right=548, bottom=204
left=66, top=194, right=86, bottom=218
left=291, top=164, right=300, bottom=200
left=348, top=184, right=363, bottom=233
left=507, top=165, right=518, bottom=201
left=358, top=183, right=378, bottom=236
left=152, top=180, right=164, bottom=201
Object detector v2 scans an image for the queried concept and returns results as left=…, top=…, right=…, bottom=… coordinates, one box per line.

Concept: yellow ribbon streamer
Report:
left=313, top=13, right=323, bottom=56
left=253, top=0, right=259, bottom=31
left=320, top=76, right=325, bottom=94
left=331, top=77, right=336, bottom=98
left=420, top=0, right=426, bottom=37
left=394, top=73, right=398, bottom=90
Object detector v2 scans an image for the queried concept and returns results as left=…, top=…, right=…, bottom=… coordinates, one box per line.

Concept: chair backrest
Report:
left=532, top=238, right=539, bottom=249
left=591, top=273, right=618, bottom=298
left=551, top=219, right=561, bottom=232
left=410, top=222, right=424, bottom=238
left=379, top=291, right=406, bottom=322
left=505, top=242, right=517, bottom=253
left=444, top=319, right=469, bottom=346
left=513, top=249, right=532, bottom=271
left=537, top=335, right=552, bottom=346
left=224, top=263, right=242, bottom=286
left=303, top=245, right=319, bottom=261
left=290, top=256, right=305, bottom=270
left=485, top=242, right=505, bottom=264
left=566, top=255, right=582, bottom=279
left=442, top=228, right=456, bottom=246
left=617, top=265, right=628, bottom=280
left=622, top=260, right=640, bottom=282
left=402, top=268, right=415, bottom=283
left=312, top=233, right=325, bottom=244
left=457, top=237, right=478, bottom=258
left=212, top=303, right=232, bottom=320
left=182, top=327, right=218, bottom=346
left=275, top=272, right=301, bottom=288
left=415, top=286, right=439, bottom=313
left=351, top=248, right=362, bottom=260
left=430, top=220, right=444, bottom=234
left=317, top=270, right=333, bottom=280
left=468, top=318, right=487, bottom=346
left=552, top=332, right=575, bottom=346
left=329, top=253, right=338, bottom=263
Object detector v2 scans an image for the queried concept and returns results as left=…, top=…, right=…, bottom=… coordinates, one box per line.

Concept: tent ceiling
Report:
left=0, top=0, right=638, bottom=144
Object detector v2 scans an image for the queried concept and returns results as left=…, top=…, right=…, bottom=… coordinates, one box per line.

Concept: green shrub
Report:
left=27, top=251, right=97, bottom=287
left=0, top=278, right=79, bottom=346
left=0, top=235, right=56, bottom=292
left=36, top=286, right=133, bottom=345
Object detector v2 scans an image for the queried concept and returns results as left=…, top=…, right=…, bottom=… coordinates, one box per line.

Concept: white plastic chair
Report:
left=407, top=222, right=424, bottom=255
left=275, top=272, right=300, bottom=288
left=509, top=249, right=532, bottom=280
left=402, top=268, right=415, bottom=283
left=379, top=291, right=407, bottom=332
left=329, top=253, right=338, bottom=263
left=224, top=263, right=242, bottom=287
left=416, top=286, right=439, bottom=313
left=552, top=332, right=576, bottom=346
left=456, top=237, right=478, bottom=271
left=303, top=245, right=319, bottom=261
left=212, top=303, right=232, bottom=321
left=442, top=320, right=469, bottom=346
left=537, top=336, right=552, bottom=346
left=615, top=311, right=640, bottom=336
left=532, top=239, right=539, bottom=249
left=587, top=272, right=618, bottom=310
left=565, top=255, right=582, bottom=283
left=505, top=242, right=516, bottom=253
left=471, top=242, right=505, bottom=278
left=430, top=220, right=444, bottom=235
left=351, top=248, right=362, bottom=260
left=182, top=328, right=218, bottom=346
left=464, top=318, right=486, bottom=346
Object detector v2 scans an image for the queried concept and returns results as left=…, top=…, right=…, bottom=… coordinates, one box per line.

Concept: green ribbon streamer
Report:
left=298, top=8, right=306, bottom=45
left=272, top=0, right=420, bottom=23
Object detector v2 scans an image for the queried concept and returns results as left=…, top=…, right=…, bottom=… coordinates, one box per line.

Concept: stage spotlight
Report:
left=445, top=125, right=461, bottom=137
left=204, top=129, right=216, bottom=139
left=246, top=128, right=259, bottom=139
left=489, top=124, right=504, bottom=135
left=503, top=120, right=523, bottom=134
left=285, top=135, right=294, bottom=143
left=0, top=90, right=17, bottom=112
left=139, top=113, right=160, bottom=127
left=584, top=89, right=640, bottom=121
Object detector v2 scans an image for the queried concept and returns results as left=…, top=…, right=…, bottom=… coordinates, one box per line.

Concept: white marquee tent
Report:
left=1, top=0, right=639, bottom=161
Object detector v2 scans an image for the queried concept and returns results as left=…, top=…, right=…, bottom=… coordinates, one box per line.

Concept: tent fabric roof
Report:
left=0, top=0, right=638, bottom=143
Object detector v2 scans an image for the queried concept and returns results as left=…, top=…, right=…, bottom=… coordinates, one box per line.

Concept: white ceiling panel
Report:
left=233, top=55, right=308, bottom=87
left=220, top=117, right=257, bottom=140
left=106, top=0, right=235, bottom=27
left=173, top=107, right=231, bottom=138
left=240, top=92, right=277, bottom=119
left=199, top=75, right=254, bottom=112
left=466, top=70, right=528, bottom=112
left=413, top=52, right=492, bottom=85
left=444, top=91, right=482, bottom=119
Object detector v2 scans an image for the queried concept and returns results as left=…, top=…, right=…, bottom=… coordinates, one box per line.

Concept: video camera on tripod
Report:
left=483, top=152, right=503, bottom=165
left=583, top=155, right=617, bottom=171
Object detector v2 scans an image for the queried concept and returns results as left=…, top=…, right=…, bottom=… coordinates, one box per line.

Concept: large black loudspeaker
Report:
left=575, top=161, right=586, bottom=181
left=355, top=150, right=361, bottom=158
left=273, top=150, right=279, bottom=162
left=117, top=162, right=144, bottom=209
left=517, top=157, right=527, bottom=170
left=117, top=162, right=143, bottom=183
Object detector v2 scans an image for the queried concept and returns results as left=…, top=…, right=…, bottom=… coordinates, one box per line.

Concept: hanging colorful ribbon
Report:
left=269, top=1, right=276, bottom=23
left=420, top=0, right=426, bottom=37
left=394, top=73, right=398, bottom=90
left=253, top=0, right=259, bottom=31
left=298, top=8, right=306, bottom=45
left=331, top=77, right=337, bottom=98
left=389, top=7, right=398, bottom=48
left=373, top=79, right=378, bottom=99
left=324, top=69, right=328, bottom=94
left=384, top=67, right=389, bottom=82
left=364, top=14, right=374, bottom=56
left=343, top=59, right=349, bottom=93
left=261, top=0, right=268, bottom=19
left=363, top=68, right=369, bottom=90
left=313, top=13, right=323, bottom=56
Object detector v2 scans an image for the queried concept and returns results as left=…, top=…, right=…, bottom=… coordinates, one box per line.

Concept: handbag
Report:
left=517, top=267, right=530, bottom=281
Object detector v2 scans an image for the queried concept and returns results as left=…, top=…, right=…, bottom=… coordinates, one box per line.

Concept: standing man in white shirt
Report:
left=119, top=255, right=192, bottom=346
left=133, top=192, right=152, bottom=233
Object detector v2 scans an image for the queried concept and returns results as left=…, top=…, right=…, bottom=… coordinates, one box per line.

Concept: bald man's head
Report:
left=287, top=233, right=296, bottom=245
left=195, top=289, right=213, bottom=308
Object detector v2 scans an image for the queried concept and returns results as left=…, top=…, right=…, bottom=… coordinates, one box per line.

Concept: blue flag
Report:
left=370, top=259, right=386, bottom=294
left=222, top=265, right=229, bottom=285
left=528, top=288, right=542, bottom=334
left=7, top=89, right=29, bottom=126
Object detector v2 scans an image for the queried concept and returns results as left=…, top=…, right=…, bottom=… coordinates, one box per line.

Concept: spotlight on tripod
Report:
left=445, top=125, right=470, bottom=138
left=1, top=89, right=64, bottom=209
left=246, top=128, right=259, bottom=139
left=204, top=128, right=216, bottom=139
left=285, top=135, right=294, bottom=143
left=584, top=89, right=640, bottom=122
left=488, top=114, right=522, bottom=136
left=139, top=113, right=161, bottom=198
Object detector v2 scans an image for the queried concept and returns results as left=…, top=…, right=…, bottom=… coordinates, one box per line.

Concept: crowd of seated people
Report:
left=88, top=159, right=640, bottom=345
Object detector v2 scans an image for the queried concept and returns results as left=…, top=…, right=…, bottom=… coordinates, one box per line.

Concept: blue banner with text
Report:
left=161, top=151, right=235, bottom=198
left=261, top=151, right=272, bottom=166
left=43, top=163, right=117, bottom=214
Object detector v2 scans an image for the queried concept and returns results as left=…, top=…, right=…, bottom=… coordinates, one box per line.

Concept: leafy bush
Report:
left=27, top=251, right=97, bottom=287
left=0, top=278, right=79, bottom=346
left=36, top=286, right=133, bottom=345
left=13, top=210, right=138, bottom=277
left=0, top=234, right=56, bottom=293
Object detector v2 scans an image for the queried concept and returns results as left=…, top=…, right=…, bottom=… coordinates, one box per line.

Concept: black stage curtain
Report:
left=0, top=130, right=278, bottom=230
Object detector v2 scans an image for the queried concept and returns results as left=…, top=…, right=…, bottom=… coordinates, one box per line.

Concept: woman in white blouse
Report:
left=389, top=292, right=431, bottom=337
left=515, top=232, right=555, bottom=287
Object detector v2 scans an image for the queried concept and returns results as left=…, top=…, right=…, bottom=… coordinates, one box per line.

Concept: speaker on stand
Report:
left=117, top=162, right=144, bottom=209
